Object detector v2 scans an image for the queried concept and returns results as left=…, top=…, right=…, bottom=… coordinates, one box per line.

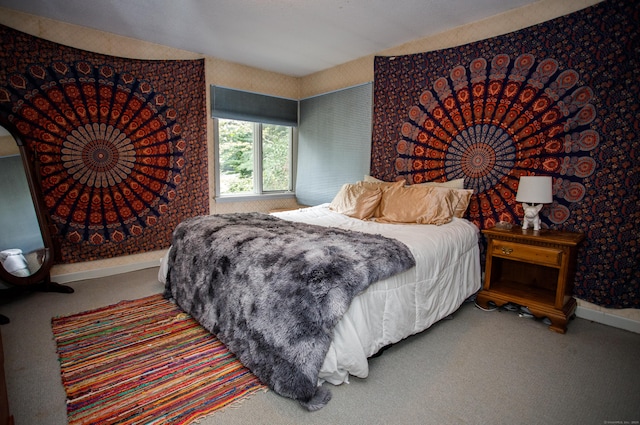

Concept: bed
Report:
left=159, top=180, right=481, bottom=410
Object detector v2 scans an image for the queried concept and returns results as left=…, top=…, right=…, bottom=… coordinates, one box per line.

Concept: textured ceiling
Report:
left=0, top=0, right=539, bottom=77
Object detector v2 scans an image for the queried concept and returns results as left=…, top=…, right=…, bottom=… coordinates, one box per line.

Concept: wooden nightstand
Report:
left=476, top=226, right=584, bottom=333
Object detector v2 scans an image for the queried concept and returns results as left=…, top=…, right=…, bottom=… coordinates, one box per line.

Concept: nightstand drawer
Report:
left=491, top=240, right=563, bottom=267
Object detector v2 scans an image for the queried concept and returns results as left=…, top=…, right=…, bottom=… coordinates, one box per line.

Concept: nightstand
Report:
left=476, top=226, right=584, bottom=333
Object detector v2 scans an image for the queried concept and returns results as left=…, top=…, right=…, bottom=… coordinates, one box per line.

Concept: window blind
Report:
left=211, top=86, right=298, bottom=127
left=296, top=83, right=373, bottom=206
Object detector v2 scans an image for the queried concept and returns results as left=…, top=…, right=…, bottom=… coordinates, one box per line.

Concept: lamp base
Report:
left=521, top=202, right=543, bottom=231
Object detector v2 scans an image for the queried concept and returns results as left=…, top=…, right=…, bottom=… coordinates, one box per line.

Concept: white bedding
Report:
left=158, top=204, right=481, bottom=386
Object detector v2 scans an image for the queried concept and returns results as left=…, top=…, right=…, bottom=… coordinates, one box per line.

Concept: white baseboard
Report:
left=575, top=305, right=640, bottom=334
left=50, top=260, right=640, bottom=335
left=52, top=260, right=160, bottom=285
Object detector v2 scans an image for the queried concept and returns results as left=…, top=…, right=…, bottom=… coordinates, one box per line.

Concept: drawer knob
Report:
left=501, top=247, right=513, bottom=255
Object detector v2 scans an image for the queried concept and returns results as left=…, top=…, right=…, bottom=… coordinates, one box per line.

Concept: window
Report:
left=216, top=118, right=293, bottom=197
left=211, top=86, right=298, bottom=201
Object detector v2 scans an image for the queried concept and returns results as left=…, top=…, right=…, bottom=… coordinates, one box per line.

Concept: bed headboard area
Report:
left=0, top=25, right=209, bottom=264
left=370, top=0, right=638, bottom=309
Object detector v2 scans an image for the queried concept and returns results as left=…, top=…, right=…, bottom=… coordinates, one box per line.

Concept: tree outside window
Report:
left=217, top=119, right=292, bottom=195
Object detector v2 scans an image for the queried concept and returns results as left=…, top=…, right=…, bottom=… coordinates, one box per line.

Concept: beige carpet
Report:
left=2, top=266, right=639, bottom=425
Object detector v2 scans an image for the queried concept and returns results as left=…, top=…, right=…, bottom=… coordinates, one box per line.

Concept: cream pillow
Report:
left=362, top=176, right=471, bottom=219
left=356, top=179, right=405, bottom=217
left=449, top=188, right=473, bottom=218
left=329, top=183, right=383, bottom=219
left=415, top=178, right=465, bottom=189
left=377, top=185, right=455, bottom=225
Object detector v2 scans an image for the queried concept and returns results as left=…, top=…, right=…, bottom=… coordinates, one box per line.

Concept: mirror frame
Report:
left=0, top=118, right=72, bottom=292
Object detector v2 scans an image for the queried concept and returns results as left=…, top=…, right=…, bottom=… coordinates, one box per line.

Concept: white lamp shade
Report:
left=516, top=176, right=553, bottom=204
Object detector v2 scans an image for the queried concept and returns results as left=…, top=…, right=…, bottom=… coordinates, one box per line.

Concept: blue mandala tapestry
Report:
left=0, top=25, right=209, bottom=263
left=371, top=0, right=639, bottom=308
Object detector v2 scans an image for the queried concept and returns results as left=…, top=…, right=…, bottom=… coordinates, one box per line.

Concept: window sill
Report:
left=214, top=192, right=296, bottom=203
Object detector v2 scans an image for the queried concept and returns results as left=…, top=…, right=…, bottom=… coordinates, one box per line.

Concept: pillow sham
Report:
left=449, top=188, right=473, bottom=218
left=329, top=183, right=382, bottom=219
left=357, top=179, right=405, bottom=217
left=376, top=185, right=455, bottom=225
left=362, top=176, right=472, bottom=219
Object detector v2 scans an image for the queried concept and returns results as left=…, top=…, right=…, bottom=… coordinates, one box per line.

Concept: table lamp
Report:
left=516, top=176, right=552, bottom=231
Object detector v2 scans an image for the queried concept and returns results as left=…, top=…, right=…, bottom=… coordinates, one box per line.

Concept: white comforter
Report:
left=159, top=204, right=481, bottom=386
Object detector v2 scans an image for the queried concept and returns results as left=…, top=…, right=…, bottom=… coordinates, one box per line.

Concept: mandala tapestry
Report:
left=371, top=0, right=638, bottom=308
left=0, top=25, right=208, bottom=263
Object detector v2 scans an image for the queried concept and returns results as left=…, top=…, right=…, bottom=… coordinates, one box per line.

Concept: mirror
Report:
left=0, top=120, right=73, bottom=293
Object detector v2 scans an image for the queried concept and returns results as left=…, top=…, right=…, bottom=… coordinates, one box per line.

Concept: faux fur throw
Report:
left=164, top=213, right=415, bottom=410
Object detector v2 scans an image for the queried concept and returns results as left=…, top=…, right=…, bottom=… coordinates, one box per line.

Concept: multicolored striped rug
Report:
left=52, top=294, right=266, bottom=425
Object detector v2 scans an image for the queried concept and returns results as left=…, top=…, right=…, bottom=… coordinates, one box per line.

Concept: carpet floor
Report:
left=51, top=293, right=265, bottom=425
left=2, top=267, right=639, bottom=425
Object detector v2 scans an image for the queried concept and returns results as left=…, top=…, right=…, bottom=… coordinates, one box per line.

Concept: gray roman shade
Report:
left=296, top=83, right=373, bottom=206
left=211, top=86, right=298, bottom=127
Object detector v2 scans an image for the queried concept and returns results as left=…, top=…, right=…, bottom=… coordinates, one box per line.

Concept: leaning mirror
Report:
left=0, top=120, right=72, bottom=293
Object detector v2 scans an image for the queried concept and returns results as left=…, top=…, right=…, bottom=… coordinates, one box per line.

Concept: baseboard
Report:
left=575, top=305, right=640, bottom=334
left=51, top=260, right=160, bottom=285
left=50, top=261, right=640, bottom=335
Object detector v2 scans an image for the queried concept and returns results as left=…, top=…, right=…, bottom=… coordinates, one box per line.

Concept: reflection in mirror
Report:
left=0, top=123, right=73, bottom=294
left=0, top=129, right=45, bottom=278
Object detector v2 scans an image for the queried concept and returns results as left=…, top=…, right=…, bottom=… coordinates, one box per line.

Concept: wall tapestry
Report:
left=0, top=25, right=209, bottom=263
left=371, top=0, right=638, bottom=308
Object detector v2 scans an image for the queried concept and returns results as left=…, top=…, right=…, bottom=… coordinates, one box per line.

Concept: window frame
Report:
left=214, top=117, right=297, bottom=203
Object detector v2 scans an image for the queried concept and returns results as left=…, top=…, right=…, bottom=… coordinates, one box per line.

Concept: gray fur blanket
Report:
left=163, top=213, right=415, bottom=410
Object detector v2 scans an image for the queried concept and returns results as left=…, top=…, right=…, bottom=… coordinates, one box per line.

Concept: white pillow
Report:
left=415, top=178, right=465, bottom=189
left=364, top=175, right=465, bottom=189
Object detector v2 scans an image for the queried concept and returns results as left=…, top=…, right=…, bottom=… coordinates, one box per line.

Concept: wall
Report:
left=0, top=135, right=17, bottom=157
left=0, top=8, right=301, bottom=279
left=302, top=0, right=638, bottom=329
left=362, top=0, right=639, bottom=328
left=301, top=0, right=603, bottom=98
left=1, top=0, right=637, bottom=329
